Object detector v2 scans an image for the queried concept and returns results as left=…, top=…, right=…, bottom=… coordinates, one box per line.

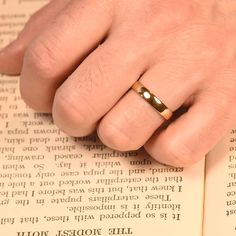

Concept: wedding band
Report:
left=132, top=81, right=173, bottom=120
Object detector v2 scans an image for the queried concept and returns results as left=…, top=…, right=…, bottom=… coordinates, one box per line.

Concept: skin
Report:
left=0, top=0, right=236, bottom=167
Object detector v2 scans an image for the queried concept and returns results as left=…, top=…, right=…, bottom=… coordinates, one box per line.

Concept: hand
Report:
left=1, top=0, right=236, bottom=167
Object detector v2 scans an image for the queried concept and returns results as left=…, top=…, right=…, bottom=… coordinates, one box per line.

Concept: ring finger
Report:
left=97, top=59, right=207, bottom=151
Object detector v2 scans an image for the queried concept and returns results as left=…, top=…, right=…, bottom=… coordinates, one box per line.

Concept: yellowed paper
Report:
left=203, top=129, right=236, bottom=236
left=0, top=1, right=205, bottom=235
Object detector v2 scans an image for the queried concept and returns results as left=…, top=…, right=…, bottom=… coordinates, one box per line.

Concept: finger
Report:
left=52, top=35, right=148, bottom=137
left=97, top=59, right=204, bottom=151
left=20, top=0, right=114, bottom=112
left=144, top=79, right=236, bottom=167
left=0, top=0, right=70, bottom=75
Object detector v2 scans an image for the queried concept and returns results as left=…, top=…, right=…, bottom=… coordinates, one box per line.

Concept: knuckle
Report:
left=98, top=120, right=141, bottom=151
left=53, top=90, right=93, bottom=137
left=24, top=39, right=57, bottom=79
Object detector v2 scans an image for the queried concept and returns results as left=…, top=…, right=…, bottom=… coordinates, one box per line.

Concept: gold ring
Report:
left=132, top=81, right=173, bottom=120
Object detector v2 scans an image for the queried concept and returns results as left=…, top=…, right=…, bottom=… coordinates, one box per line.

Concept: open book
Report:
left=0, top=1, right=236, bottom=235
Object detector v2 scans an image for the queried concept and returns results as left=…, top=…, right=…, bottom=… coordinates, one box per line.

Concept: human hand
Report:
left=1, top=0, right=236, bottom=167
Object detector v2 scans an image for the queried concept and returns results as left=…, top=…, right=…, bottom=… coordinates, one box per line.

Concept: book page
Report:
left=0, top=1, right=205, bottom=236
left=203, top=129, right=236, bottom=236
